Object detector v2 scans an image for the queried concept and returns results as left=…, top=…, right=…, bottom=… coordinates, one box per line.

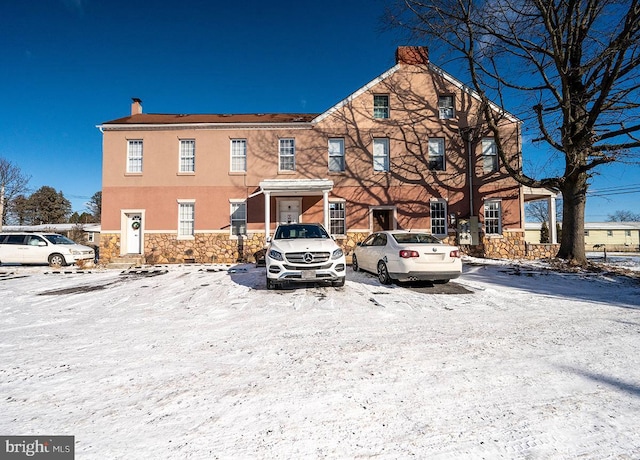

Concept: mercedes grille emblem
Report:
left=303, top=252, right=314, bottom=263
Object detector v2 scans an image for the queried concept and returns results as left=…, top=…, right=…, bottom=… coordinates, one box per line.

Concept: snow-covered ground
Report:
left=1, top=257, right=639, bottom=459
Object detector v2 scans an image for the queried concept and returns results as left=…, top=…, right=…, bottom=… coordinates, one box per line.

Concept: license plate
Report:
left=301, top=270, right=316, bottom=280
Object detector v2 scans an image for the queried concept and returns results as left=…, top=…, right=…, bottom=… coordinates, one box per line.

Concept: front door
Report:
left=278, top=199, right=300, bottom=224
left=126, top=213, right=142, bottom=254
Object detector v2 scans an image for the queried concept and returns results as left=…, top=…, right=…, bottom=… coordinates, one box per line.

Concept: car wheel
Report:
left=352, top=254, right=359, bottom=272
left=332, top=277, right=346, bottom=287
left=266, top=277, right=277, bottom=290
left=377, top=261, right=392, bottom=285
left=48, top=253, right=67, bottom=267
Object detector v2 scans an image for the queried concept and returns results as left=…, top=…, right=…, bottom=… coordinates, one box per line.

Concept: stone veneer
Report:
left=99, top=229, right=559, bottom=266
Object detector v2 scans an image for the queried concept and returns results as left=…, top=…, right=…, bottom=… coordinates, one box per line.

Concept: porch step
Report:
left=106, top=254, right=146, bottom=270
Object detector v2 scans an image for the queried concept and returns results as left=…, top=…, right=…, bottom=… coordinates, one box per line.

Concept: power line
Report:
left=587, top=184, right=640, bottom=198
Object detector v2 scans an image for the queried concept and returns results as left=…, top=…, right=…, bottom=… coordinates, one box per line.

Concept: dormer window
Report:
left=438, top=95, right=455, bottom=119
left=373, top=94, right=389, bottom=119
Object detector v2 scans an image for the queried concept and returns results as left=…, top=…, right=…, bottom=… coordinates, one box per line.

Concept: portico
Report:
left=257, top=179, right=334, bottom=238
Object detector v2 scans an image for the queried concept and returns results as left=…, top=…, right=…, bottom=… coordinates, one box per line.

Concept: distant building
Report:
left=526, top=222, right=640, bottom=251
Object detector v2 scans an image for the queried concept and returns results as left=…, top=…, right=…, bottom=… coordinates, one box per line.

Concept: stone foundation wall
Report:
left=462, top=230, right=559, bottom=260
left=99, top=229, right=559, bottom=266
left=145, top=233, right=267, bottom=264
left=99, top=233, right=120, bottom=264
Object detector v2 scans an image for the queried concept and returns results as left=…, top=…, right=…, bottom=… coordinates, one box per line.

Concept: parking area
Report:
left=1, top=261, right=639, bottom=458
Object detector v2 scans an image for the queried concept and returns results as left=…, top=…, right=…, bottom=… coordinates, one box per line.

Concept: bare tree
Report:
left=525, top=199, right=563, bottom=223
left=86, top=190, right=102, bottom=221
left=607, top=210, right=640, bottom=221
left=0, top=158, right=31, bottom=225
left=388, top=0, right=640, bottom=264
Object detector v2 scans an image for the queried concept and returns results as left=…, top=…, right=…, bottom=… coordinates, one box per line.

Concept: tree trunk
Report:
left=556, top=174, right=588, bottom=265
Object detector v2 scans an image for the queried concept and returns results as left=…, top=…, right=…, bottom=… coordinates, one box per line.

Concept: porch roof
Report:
left=522, top=186, right=560, bottom=202
left=258, top=179, right=334, bottom=196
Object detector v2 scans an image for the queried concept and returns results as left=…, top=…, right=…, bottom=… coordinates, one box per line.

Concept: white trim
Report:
left=313, top=65, right=401, bottom=123
left=120, top=209, right=145, bottom=256
left=369, top=206, right=398, bottom=231
left=230, top=200, right=247, bottom=237
left=429, top=199, right=448, bottom=237
left=427, top=62, right=520, bottom=123
left=177, top=201, right=195, bottom=239
left=178, top=139, right=195, bottom=173
left=230, top=138, right=247, bottom=173
left=276, top=198, right=303, bottom=225
left=483, top=199, right=503, bottom=235
left=312, top=61, right=519, bottom=124
left=99, top=122, right=314, bottom=131
left=259, top=178, right=334, bottom=196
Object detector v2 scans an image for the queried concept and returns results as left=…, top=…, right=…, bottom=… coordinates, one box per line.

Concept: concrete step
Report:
left=105, top=254, right=145, bottom=270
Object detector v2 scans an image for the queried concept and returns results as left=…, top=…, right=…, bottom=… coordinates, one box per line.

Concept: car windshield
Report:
left=392, top=233, right=442, bottom=244
left=44, top=234, right=77, bottom=245
left=274, top=224, right=329, bottom=240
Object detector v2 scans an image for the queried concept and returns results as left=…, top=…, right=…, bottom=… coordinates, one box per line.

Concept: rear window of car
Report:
left=392, top=233, right=442, bottom=244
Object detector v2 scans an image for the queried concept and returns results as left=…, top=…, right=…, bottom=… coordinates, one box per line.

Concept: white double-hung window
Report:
left=178, top=201, right=195, bottom=238
left=230, top=201, right=247, bottom=236
left=279, top=138, right=295, bottom=171
left=438, top=95, right=455, bottom=119
left=329, top=201, right=346, bottom=235
left=484, top=200, right=502, bottom=235
left=482, top=138, right=498, bottom=172
left=428, top=138, right=445, bottom=171
left=127, top=140, right=143, bottom=173
left=328, top=138, right=345, bottom=172
left=373, top=94, right=390, bottom=119
left=230, top=139, right=247, bottom=172
left=179, top=139, right=195, bottom=173
left=373, top=138, right=390, bottom=172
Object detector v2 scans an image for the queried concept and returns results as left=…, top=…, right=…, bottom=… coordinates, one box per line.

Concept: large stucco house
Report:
left=98, top=46, right=555, bottom=265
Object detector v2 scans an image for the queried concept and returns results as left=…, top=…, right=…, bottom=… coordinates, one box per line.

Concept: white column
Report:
left=264, top=191, right=271, bottom=239
left=548, top=195, right=557, bottom=244
left=323, top=190, right=330, bottom=233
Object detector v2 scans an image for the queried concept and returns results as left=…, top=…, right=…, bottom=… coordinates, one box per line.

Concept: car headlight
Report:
left=70, top=250, right=82, bottom=255
left=331, top=248, right=344, bottom=259
left=268, top=249, right=284, bottom=261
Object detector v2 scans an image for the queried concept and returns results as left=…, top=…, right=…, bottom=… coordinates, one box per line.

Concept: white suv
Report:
left=265, top=223, right=346, bottom=289
left=0, top=233, right=95, bottom=267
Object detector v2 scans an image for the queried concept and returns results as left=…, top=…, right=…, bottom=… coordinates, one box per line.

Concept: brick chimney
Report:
left=131, top=98, right=143, bottom=115
left=395, top=46, right=429, bottom=65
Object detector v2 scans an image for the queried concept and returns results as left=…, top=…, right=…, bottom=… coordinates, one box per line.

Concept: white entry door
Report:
left=126, top=213, right=142, bottom=254
left=278, top=199, right=300, bottom=224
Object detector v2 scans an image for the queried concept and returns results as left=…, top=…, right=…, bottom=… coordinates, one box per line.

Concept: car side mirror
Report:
left=266, top=236, right=272, bottom=243
left=356, top=242, right=362, bottom=247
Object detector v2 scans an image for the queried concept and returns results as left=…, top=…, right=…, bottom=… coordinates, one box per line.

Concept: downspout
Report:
left=468, top=137, right=474, bottom=217
left=459, top=127, right=474, bottom=216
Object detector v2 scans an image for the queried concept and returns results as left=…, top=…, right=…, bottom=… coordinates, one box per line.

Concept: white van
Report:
left=0, top=233, right=95, bottom=266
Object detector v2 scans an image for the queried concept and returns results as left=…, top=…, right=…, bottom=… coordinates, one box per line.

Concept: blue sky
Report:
left=1, top=0, right=638, bottom=221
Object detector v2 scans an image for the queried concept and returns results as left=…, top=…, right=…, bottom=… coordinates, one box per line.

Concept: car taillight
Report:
left=450, top=250, right=460, bottom=258
left=399, top=250, right=420, bottom=258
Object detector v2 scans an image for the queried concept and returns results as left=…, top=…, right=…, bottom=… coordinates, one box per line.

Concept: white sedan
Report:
left=352, top=231, right=462, bottom=284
